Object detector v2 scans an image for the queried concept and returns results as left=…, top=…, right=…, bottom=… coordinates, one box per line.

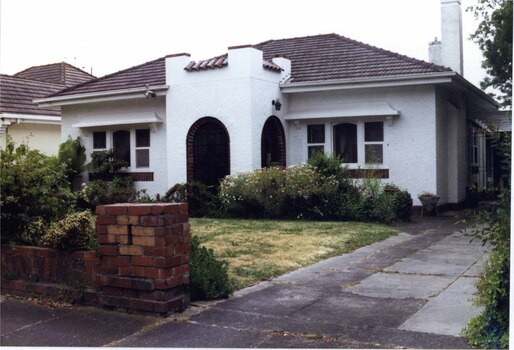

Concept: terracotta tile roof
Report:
left=14, top=62, right=95, bottom=87
left=185, top=55, right=228, bottom=71
left=49, top=57, right=166, bottom=97
left=184, top=54, right=282, bottom=72
left=47, top=33, right=451, bottom=98
left=0, top=74, right=64, bottom=116
left=254, top=33, right=451, bottom=82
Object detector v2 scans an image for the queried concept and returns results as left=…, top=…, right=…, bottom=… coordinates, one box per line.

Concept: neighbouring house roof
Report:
left=45, top=33, right=457, bottom=99
left=14, top=62, right=95, bottom=87
left=0, top=74, right=65, bottom=117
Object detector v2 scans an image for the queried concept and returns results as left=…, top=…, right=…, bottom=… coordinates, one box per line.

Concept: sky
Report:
left=0, top=0, right=486, bottom=88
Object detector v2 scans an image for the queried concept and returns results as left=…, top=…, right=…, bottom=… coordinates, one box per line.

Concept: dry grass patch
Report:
left=190, top=218, right=397, bottom=290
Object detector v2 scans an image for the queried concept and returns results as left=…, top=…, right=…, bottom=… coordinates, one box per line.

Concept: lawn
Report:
left=190, top=218, right=398, bottom=290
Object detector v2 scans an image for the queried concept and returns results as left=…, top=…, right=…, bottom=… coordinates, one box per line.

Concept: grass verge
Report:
left=190, top=218, right=397, bottom=290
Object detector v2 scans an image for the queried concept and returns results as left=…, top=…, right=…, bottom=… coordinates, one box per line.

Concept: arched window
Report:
left=186, top=117, right=230, bottom=187
left=261, top=116, right=286, bottom=168
left=113, top=130, right=131, bottom=166
left=333, top=123, right=357, bottom=163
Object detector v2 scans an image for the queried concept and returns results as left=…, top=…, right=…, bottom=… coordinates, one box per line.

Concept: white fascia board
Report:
left=0, top=113, right=61, bottom=125
left=280, top=72, right=456, bottom=93
left=34, top=85, right=169, bottom=107
left=285, top=102, right=400, bottom=121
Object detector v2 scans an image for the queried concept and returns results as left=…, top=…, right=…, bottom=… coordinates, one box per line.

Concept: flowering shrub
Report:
left=219, top=161, right=412, bottom=223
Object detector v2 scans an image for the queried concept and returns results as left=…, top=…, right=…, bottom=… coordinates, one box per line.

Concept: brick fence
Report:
left=1, top=203, right=190, bottom=315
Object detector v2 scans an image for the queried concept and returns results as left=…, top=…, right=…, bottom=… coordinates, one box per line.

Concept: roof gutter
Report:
left=280, top=72, right=457, bottom=93
left=280, top=71, right=499, bottom=110
left=34, top=85, right=169, bottom=107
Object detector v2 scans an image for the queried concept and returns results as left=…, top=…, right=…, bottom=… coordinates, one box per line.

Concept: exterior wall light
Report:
left=272, top=99, right=282, bottom=111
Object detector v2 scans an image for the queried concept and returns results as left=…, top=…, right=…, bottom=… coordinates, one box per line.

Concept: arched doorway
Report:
left=187, top=117, right=230, bottom=187
left=261, top=116, right=286, bottom=168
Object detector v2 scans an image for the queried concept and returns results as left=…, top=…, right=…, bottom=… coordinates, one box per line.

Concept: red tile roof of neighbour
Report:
left=254, top=33, right=451, bottom=82
left=49, top=57, right=166, bottom=98
left=46, top=33, right=452, bottom=98
left=0, top=74, right=64, bottom=116
left=14, top=62, right=95, bottom=87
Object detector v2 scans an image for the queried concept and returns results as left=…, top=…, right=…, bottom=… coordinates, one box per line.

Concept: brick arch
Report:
left=186, top=117, right=230, bottom=186
left=261, top=116, right=286, bottom=168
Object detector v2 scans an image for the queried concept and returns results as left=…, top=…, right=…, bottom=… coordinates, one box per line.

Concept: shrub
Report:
left=77, top=177, right=138, bottom=210
left=1, top=139, right=75, bottom=245
left=40, top=211, right=97, bottom=251
left=164, top=182, right=215, bottom=217
left=58, top=136, right=86, bottom=185
left=391, top=189, right=413, bottom=221
left=464, top=132, right=510, bottom=349
left=219, top=167, right=287, bottom=218
left=189, top=236, right=232, bottom=301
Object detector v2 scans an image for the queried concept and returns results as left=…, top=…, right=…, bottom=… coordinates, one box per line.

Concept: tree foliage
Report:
left=0, top=138, right=75, bottom=245
left=468, top=0, right=513, bottom=107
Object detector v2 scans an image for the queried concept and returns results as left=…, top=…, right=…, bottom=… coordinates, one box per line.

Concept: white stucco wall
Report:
left=285, top=85, right=439, bottom=205
left=4, top=123, right=61, bottom=156
left=165, top=48, right=289, bottom=189
left=436, top=88, right=468, bottom=205
left=61, top=97, right=167, bottom=196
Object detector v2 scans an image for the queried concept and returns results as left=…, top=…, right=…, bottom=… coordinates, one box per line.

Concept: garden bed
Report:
left=190, top=218, right=397, bottom=289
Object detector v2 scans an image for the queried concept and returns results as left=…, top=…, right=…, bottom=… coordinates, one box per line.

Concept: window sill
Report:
left=89, top=172, right=154, bottom=182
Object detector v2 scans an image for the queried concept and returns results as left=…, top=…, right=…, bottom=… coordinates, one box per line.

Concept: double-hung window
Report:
left=307, top=124, right=325, bottom=159
left=135, top=129, right=150, bottom=168
left=93, top=131, right=107, bottom=150
left=364, top=122, right=384, bottom=164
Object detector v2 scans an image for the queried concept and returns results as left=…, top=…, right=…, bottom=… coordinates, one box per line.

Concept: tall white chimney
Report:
left=439, top=0, right=464, bottom=74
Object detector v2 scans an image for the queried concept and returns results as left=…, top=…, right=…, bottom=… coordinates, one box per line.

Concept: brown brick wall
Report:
left=95, top=203, right=190, bottom=315
left=1, top=203, right=190, bottom=315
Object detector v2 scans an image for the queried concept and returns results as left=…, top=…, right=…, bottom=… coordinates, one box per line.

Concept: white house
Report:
left=36, top=0, right=499, bottom=208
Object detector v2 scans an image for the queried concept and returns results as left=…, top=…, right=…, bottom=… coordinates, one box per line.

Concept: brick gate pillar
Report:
left=95, top=203, right=190, bottom=315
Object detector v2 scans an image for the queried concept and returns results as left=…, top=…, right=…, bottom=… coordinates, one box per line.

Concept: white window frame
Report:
left=363, top=121, right=384, bottom=165
left=134, top=128, right=151, bottom=169
left=306, top=124, right=326, bottom=159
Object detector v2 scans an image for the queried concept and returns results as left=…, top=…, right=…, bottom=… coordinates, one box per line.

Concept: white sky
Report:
left=0, top=0, right=486, bottom=87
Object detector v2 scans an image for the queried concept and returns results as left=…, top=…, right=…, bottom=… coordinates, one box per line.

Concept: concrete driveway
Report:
left=1, top=216, right=488, bottom=348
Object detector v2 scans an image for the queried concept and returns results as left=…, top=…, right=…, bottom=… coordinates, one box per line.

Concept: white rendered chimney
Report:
left=440, top=0, right=463, bottom=74
left=428, top=37, right=442, bottom=66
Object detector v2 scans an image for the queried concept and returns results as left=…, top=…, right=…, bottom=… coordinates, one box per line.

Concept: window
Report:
left=333, top=123, right=357, bottom=163
left=113, top=130, right=131, bottom=166
left=307, top=124, right=325, bottom=159
left=93, top=131, right=106, bottom=149
left=364, top=122, right=384, bottom=164
left=135, top=129, right=150, bottom=168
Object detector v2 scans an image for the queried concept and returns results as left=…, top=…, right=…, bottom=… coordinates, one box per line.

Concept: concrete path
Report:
left=0, top=216, right=488, bottom=348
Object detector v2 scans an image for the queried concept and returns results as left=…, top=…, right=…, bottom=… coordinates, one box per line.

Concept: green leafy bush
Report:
left=1, top=139, right=74, bottom=245
left=58, top=136, right=86, bottom=185
left=464, top=132, right=510, bottom=349
left=40, top=210, right=97, bottom=251
left=77, top=149, right=139, bottom=209
left=219, top=163, right=412, bottom=223
left=164, top=182, right=216, bottom=217
left=189, top=236, right=232, bottom=301
left=77, top=177, right=138, bottom=210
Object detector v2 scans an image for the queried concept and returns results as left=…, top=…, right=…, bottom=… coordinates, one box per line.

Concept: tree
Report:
left=468, top=0, right=512, bottom=107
